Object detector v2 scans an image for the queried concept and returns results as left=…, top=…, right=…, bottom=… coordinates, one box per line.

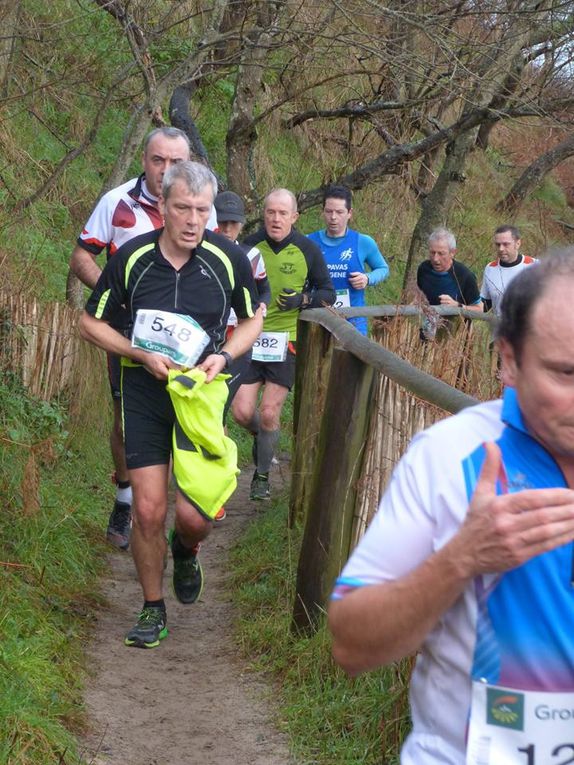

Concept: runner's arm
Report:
left=224, top=308, right=264, bottom=359
left=198, top=308, right=264, bottom=382
left=330, top=442, right=574, bottom=675
left=78, top=312, right=175, bottom=379
left=256, top=274, right=271, bottom=309
left=329, top=540, right=473, bottom=674
left=359, top=234, right=389, bottom=285
left=70, top=243, right=103, bottom=289
left=304, top=241, right=336, bottom=307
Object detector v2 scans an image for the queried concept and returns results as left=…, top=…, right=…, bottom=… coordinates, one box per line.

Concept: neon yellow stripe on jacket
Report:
left=94, top=289, right=111, bottom=319
left=125, top=242, right=156, bottom=289
left=201, top=240, right=235, bottom=290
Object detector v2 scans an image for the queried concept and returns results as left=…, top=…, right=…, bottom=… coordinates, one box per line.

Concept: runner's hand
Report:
left=196, top=353, right=227, bottom=383
left=447, top=442, right=574, bottom=578
left=276, top=288, right=304, bottom=311
left=139, top=351, right=177, bottom=381
left=349, top=272, right=368, bottom=290
left=439, top=294, right=459, bottom=306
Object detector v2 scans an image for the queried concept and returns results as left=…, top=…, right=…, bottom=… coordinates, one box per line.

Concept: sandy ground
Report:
left=79, top=465, right=295, bottom=765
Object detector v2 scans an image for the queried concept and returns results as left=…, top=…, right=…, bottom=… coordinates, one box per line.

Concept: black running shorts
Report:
left=241, top=342, right=297, bottom=390
left=121, top=365, right=175, bottom=469
left=107, top=353, right=122, bottom=400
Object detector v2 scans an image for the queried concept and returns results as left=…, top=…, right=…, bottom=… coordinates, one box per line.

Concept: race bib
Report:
left=334, top=289, right=351, bottom=309
left=132, top=309, right=209, bottom=368
left=251, top=331, right=288, bottom=363
left=466, top=681, right=574, bottom=765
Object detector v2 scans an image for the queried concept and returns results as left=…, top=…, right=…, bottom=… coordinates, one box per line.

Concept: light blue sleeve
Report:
left=357, top=234, right=389, bottom=285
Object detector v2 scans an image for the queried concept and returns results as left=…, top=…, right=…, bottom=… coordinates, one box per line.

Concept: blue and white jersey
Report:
left=332, top=388, right=574, bottom=764
left=307, top=228, right=389, bottom=335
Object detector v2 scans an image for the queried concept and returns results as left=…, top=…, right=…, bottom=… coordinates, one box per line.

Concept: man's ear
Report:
left=498, top=337, right=518, bottom=387
left=158, top=194, right=166, bottom=218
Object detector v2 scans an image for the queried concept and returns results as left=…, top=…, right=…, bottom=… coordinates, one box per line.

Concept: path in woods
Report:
left=79, top=463, right=295, bottom=765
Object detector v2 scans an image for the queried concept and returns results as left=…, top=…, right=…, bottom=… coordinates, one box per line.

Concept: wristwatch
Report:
left=217, top=350, right=233, bottom=368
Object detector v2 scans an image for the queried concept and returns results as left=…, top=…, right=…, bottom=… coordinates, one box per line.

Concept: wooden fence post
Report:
left=289, top=319, right=334, bottom=527
left=291, top=347, right=375, bottom=633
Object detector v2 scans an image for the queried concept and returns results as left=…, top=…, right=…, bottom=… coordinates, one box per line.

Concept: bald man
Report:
left=232, top=189, right=335, bottom=500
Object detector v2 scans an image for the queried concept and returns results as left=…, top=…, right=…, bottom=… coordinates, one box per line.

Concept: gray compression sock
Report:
left=257, top=428, right=280, bottom=474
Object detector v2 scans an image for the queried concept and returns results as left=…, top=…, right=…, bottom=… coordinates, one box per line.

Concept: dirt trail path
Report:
left=80, top=466, right=294, bottom=765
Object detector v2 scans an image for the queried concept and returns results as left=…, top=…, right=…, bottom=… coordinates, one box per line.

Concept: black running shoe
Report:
left=169, top=530, right=204, bottom=605
left=250, top=471, right=270, bottom=501
left=106, top=500, right=132, bottom=550
left=124, top=606, right=167, bottom=649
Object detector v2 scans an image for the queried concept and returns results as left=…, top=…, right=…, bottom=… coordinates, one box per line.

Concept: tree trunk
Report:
left=169, top=80, right=211, bottom=165
left=496, top=133, right=574, bottom=216
left=0, top=0, right=20, bottom=97
left=403, top=7, right=538, bottom=288
left=226, top=2, right=285, bottom=207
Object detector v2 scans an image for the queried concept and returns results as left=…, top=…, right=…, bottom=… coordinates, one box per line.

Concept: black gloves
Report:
left=276, top=288, right=304, bottom=311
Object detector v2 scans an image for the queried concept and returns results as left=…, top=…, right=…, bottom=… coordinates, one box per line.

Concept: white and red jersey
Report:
left=77, top=173, right=218, bottom=260
left=77, top=175, right=162, bottom=260
left=480, top=254, right=537, bottom=315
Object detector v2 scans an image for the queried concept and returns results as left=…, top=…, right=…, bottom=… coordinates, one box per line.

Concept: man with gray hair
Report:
left=330, top=251, right=574, bottom=764
left=416, top=227, right=482, bottom=311
left=79, top=161, right=263, bottom=648
left=70, top=127, right=213, bottom=552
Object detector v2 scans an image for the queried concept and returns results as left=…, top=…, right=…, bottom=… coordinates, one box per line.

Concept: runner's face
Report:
left=494, top=232, right=521, bottom=264
left=217, top=220, right=242, bottom=242
left=160, top=180, right=214, bottom=253
left=500, top=278, right=574, bottom=461
left=428, top=239, right=454, bottom=272
left=264, top=192, right=298, bottom=242
left=322, top=197, right=352, bottom=237
left=142, top=136, right=190, bottom=197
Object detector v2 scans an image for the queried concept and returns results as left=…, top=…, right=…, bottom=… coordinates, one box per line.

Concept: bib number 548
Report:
left=151, top=315, right=193, bottom=343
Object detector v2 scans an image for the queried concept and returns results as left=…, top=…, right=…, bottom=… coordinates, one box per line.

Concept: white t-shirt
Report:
left=480, top=255, right=537, bottom=315
left=333, top=389, right=574, bottom=764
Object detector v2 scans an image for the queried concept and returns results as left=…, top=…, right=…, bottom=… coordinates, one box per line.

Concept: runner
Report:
left=70, top=127, right=193, bottom=550
left=79, top=161, right=263, bottom=648
left=307, top=184, right=389, bottom=335
left=330, top=252, right=574, bottom=764
left=481, top=224, right=537, bottom=316
left=233, top=188, right=335, bottom=500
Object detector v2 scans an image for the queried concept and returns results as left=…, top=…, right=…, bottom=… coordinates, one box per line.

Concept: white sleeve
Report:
left=480, top=267, right=491, bottom=300
left=79, top=192, right=116, bottom=251
left=246, top=246, right=267, bottom=280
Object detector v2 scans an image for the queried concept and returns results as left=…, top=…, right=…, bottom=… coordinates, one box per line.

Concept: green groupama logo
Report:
left=486, top=689, right=525, bottom=731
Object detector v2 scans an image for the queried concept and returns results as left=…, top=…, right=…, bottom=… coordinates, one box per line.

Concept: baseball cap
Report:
left=214, top=191, right=246, bottom=223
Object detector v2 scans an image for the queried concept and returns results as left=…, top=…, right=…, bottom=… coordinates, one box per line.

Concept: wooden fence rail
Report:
left=291, top=306, right=501, bottom=633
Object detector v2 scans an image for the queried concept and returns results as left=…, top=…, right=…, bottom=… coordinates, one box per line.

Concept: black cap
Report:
left=214, top=191, right=246, bottom=223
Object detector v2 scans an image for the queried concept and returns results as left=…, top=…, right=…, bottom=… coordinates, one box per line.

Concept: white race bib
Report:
left=251, top=331, right=288, bottom=363
left=132, top=309, right=209, bottom=368
left=466, top=681, right=574, bottom=765
left=334, top=289, right=351, bottom=309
